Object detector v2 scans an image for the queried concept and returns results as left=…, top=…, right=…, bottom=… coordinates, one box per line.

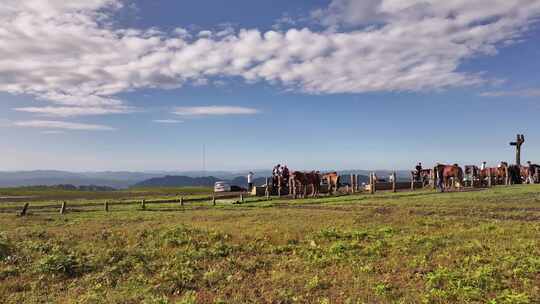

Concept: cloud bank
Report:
left=1, top=0, right=540, bottom=117
left=173, top=106, right=259, bottom=116
left=153, top=119, right=184, bottom=124
left=14, top=120, right=115, bottom=131
left=480, top=88, right=540, bottom=97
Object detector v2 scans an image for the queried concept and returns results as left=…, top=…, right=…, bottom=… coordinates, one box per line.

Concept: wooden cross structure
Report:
left=509, top=134, right=525, bottom=166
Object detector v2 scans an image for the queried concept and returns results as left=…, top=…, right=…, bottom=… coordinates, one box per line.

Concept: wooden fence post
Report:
left=141, top=199, right=146, bottom=210
left=368, top=173, right=374, bottom=194
left=369, top=172, right=373, bottom=194
left=277, top=177, right=282, bottom=198
left=265, top=177, right=270, bottom=200
left=432, top=169, right=437, bottom=190
left=60, top=201, right=66, bottom=214
left=505, top=166, right=509, bottom=186
left=212, top=195, right=216, bottom=206
left=180, top=196, right=184, bottom=206
left=392, top=171, right=397, bottom=193
left=290, top=178, right=294, bottom=199
left=410, top=172, right=415, bottom=191
left=104, top=201, right=109, bottom=212
left=350, top=174, right=355, bottom=194
left=19, top=203, right=29, bottom=216
left=240, top=193, right=244, bottom=203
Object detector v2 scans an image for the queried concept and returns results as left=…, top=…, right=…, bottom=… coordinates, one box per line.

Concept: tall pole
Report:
left=202, top=144, right=206, bottom=177
left=509, top=134, right=525, bottom=166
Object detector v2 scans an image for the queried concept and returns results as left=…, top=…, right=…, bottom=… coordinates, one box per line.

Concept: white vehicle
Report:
left=214, top=181, right=231, bottom=193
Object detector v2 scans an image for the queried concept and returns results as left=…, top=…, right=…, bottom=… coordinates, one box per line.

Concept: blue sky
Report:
left=1, top=0, right=539, bottom=171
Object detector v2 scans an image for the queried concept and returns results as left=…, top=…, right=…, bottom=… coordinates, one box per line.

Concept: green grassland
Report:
left=1, top=186, right=540, bottom=303
left=0, top=186, right=213, bottom=202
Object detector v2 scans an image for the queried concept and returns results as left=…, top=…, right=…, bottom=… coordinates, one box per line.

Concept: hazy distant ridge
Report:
left=0, top=170, right=411, bottom=188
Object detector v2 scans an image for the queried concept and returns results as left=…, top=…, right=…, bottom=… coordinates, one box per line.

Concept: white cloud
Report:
left=14, top=120, right=114, bottom=131
left=153, top=119, right=184, bottom=124
left=1, top=0, right=540, bottom=117
left=173, top=106, right=259, bottom=116
left=311, top=0, right=386, bottom=28
left=41, top=130, right=66, bottom=134
left=14, top=106, right=132, bottom=117
left=480, top=88, right=540, bottom=97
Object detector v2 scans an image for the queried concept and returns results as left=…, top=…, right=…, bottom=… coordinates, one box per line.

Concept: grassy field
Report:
left=0, top=186, right=214, bottom=202
left=1, top=186, right=539, bottom=303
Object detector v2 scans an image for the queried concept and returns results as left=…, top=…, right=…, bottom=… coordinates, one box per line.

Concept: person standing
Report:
left=272, top=164, right=281, bottom=188
left=415, top=162, right=422, bottom=181
left=480, top=161, right=486, bottom=170
left=282, top=166, right=289, bottom=180
left=435, top=163, right=444, bottom=192
left=247, top=171, right=254, bottom=192
left=526, top=161, right=534, bottom=184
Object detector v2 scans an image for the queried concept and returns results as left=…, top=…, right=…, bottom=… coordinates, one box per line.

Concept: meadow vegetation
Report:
left=0, top=186, right=213, bottom=202
left=1, top=185, right=539, bottom=303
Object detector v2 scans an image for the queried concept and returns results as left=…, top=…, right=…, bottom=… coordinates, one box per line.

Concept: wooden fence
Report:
left=4, top=192, right=251, bottom=216
left=7, top=168, right=536, bottom=216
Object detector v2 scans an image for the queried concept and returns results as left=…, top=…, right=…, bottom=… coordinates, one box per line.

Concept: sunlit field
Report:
left=1, top=185, right=539, bottom=303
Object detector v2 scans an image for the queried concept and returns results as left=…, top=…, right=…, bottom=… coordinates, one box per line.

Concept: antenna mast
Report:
left=202, top=144, right=206, bottom=177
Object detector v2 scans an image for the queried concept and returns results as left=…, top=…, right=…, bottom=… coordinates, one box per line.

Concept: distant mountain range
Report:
left=133, top=175, right=269, bottom=188
left=0, top=170, right=412, bottom=188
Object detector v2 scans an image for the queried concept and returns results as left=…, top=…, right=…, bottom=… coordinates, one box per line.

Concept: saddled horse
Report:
left=434, top=164, right=464, bottom=191
left=464, top=165, right=480, bottom=186
left=411, top=169, right=433, bottom=187
left=322, top=172, right=340, bottom=195
left=480, top=166, right=506, bottom=185
left=520, top=164, right=540, bottom=184
left=529, top=164, right=540, bottom=183
left=417, top=169, right=433, bottom=187
left=520, top=166, right=531, bottom=183
left=507, top=164, right=522, bottom=184
left=290, top=171, right=307, bottom=198
left=305, top=171, right=321, bottom=197
left=291, top=171, right=321, bottom=198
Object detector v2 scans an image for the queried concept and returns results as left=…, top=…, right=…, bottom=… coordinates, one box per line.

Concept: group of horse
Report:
left=277, top=171, right=341, bottom=199
left=415, top=162, right=540, bottom=191
left=279, top=161, right=540, bottom=198
left=413, top=164, right=465, bottom=191
left=464, top=162, right=540, bottom=185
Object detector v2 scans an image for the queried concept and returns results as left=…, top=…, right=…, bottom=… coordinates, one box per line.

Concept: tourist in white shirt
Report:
left=480, top=161, right=486, bottom=170
left=247, top=172, right=254, bottom=192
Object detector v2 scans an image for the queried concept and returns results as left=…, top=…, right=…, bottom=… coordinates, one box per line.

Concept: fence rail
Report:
left=1, top=192, right=246, bottom=215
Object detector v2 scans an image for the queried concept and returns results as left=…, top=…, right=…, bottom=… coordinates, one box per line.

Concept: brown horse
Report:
left=322, top=172, right=340, bottom=195
left=417, top=169, right=433, bottom=187
left=291, top=171, right=321, bottom=198
left=290, top=171, right=307, bottom=198
left=434, top=164, right=464, bottom=191
left=507, top=164, right=522, bottom=184
left=305, top=171, right=321, bottom=197
left=480, top=165, right=506, bottom=185
left=529, top=164, right=540, bottom=183
left=520, top=166, right=531, bottom=183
